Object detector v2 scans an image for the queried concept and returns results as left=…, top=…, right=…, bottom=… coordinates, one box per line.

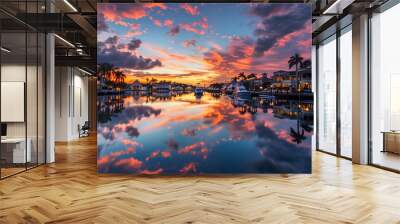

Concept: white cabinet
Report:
left=1, top=138, right=31, bottom=163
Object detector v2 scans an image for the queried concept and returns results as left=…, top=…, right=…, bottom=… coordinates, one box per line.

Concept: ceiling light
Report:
left=322, top=0, right=355, bottom=15
left=1, top=47, right=11, bottom=53
left=54, top=34, right=75, bottom=48
left=63, top=0, right=78, bottom=12
left=78, top=67, right=92, bottom=76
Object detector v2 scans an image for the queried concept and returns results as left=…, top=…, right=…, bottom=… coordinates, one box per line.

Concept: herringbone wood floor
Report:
left=1, top=135, right=400, bottom=224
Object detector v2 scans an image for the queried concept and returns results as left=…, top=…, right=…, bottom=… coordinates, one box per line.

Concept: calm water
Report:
left=97, top=92, right=313, bottom=174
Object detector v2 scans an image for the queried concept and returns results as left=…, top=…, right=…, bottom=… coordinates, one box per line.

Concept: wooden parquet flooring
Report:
left=1, top=135, right=400, bottom=223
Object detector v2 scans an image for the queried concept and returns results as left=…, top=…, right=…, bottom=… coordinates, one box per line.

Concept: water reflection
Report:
left=97, top=92, right=313, bottom=174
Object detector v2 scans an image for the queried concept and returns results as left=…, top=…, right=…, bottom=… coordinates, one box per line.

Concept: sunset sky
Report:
left=97, top=3, right=311, bottom=85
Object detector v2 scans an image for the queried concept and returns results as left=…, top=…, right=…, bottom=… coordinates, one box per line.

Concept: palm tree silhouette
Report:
left=290, top=108, right=306, bottom=144
left=288, top=53, right=304, bottom=94
left=247, top=73, right=257, bottom=80
left=98, top=63, right=117, bottom=89
left=114, top=70, right=126, bottom=89
left=300, top=59, right=311, bottom=69
left=238, top=72, right=247, bottom=81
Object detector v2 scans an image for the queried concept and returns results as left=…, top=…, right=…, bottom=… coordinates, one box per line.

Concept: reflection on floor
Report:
left=0, top=135, right=400, bottom=223
left=373, top=151, right=400, bottom=171
left=0, top=162, right=42, bottom=179
left=0, top=167, right=25, bottom=178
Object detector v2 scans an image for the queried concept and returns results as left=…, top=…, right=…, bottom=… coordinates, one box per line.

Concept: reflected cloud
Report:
left=166, top=138, right=179, bottom=150
left=180, top=162, right=197, bottom=174
left=98, top=93, right=312, bottom=174
left=114, top=157, right=143, bottom=170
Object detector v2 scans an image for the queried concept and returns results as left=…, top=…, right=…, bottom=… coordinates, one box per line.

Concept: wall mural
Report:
left=97, top=3, right=313, bottom=174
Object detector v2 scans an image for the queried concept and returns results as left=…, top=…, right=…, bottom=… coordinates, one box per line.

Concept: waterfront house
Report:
left=154, top=81, right=171, bottom=92
left=131, top=80, right=143, bottom=91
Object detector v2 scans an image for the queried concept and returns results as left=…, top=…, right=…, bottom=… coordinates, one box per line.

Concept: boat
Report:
left=194, top=87, right=203, bottom=96
left=233, top=97, right=246, bottom=107
left=234, top=84, right=251, bottom=99
left=258, top=90, right=276, bottom=100
left=224, top=83, right=236, bottom=95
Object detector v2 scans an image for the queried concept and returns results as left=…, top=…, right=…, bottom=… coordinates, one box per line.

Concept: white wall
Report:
left=312, top=45, right=316, bottom=151
left=1, top=63, right=46, bottom=164
left=54, top=66, right=89, bottom=141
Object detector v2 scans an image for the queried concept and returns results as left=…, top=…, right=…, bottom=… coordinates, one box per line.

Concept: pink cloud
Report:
left=114, top=157, right=143, bottom=169
left=141, top=168, right=163, bottom=175
left=98, top=156, right=110, bottom=166
left=179, top=18, right=208, bottom=35
left=150, top=17, right=162, bottom=27
left=181, top=23, right=205, bottom=35
left=97, top=147, right=137, bottom=167
left=193, top=17, right=208, bottom=29
left=180, top=162, right=197, bottom=174
left=125, top=30, right=144, bottom=38
left=180, top=3, right=199, bottom=16
left=99, top=3, right=167, bottom=23
left=178, top=141, right=205, bottom=154
left=164, top=19, right=173, bottom=27
left=146, top=150, right=160, bottom=161
left=183, top=39, right=197, bottom=48
left=130, top=23, right=140, bottom=30
left=161, top=151, right=171, bottom=158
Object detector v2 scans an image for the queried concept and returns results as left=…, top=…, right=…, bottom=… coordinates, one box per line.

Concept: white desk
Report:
left=1, top=138, right=31, bottom=163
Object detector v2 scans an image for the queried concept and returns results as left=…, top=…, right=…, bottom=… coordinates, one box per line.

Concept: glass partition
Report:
left=1, top=30, right=28, bottom=177
left=370, top=3, right=400, bottom=171
left=339, top=26, right=352, bottom=158
left=0, top=1, right=46, bottom=179
left=317, top=35, right=337, bottom=154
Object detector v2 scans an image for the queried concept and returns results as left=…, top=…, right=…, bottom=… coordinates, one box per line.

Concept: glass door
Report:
left=317, top=35, right=337, bottom=154
left=370, top=3, right=400, bottom=171
left=339, top=26, right=352, bottom=158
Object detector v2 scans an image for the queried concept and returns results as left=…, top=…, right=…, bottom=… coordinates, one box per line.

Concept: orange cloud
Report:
left=141, top=168, right=164, bottom=175
left=114, top=157, right=143, bottom=169
left=181, top=23, right=205, bottom=35
left=100, top=3, right=167, bottom=23
left=98, top=156, right=110, bottom=166
left=180, top=162, right=197, bottom=174
left=179, top=18, right=208, bottom=35
left=164, top=19, right=173, bottom=27
left=146, top=150, right=160, bottom=161
left=193, top=17, right=208, bottom=29
left=161, top=151, right=171, bottom=158
left=178, top=141, right=205, bottom=154
left=125, top=30, right=144, bottom=38
left=180, top=3, right=199, bottom=16
left=150, top=17, right=162, bottom=27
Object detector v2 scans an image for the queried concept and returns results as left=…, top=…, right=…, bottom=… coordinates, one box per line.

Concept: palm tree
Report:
left=300, top=59, right=311, bottom=69
left=290, top=108, right=306, bottom=144
left=238, top=72, right=246, bottom=81
left=114, top=70, right=126, bottom=89
left=247, top=73, right=257, bottom=80
left=98, top=63, right=112, bottom=84
left=288, top=53, right=304, bottom=93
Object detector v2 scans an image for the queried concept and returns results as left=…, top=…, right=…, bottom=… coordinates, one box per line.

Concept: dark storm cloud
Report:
left=251, top=4, right=310, bottom=57
left=100, top=105, right=162, bottom=140
left=97, top=12, right=108, bottom=31
left=98, top=36, right=162, bottom=70
left=98, top=47, right=162, bottom=70
left=127, top=39, right=142, bottom=51
left=122, top=106, right=162, bottom=121
left=168, top=25, right=180, bottom=36
left=104, top=36, right=119, bottom=45
left=166, top=138, right=179, bottom=150
left=126, top=126, right=140, bottom=137
left=253, top=123, right=311, bottom=173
